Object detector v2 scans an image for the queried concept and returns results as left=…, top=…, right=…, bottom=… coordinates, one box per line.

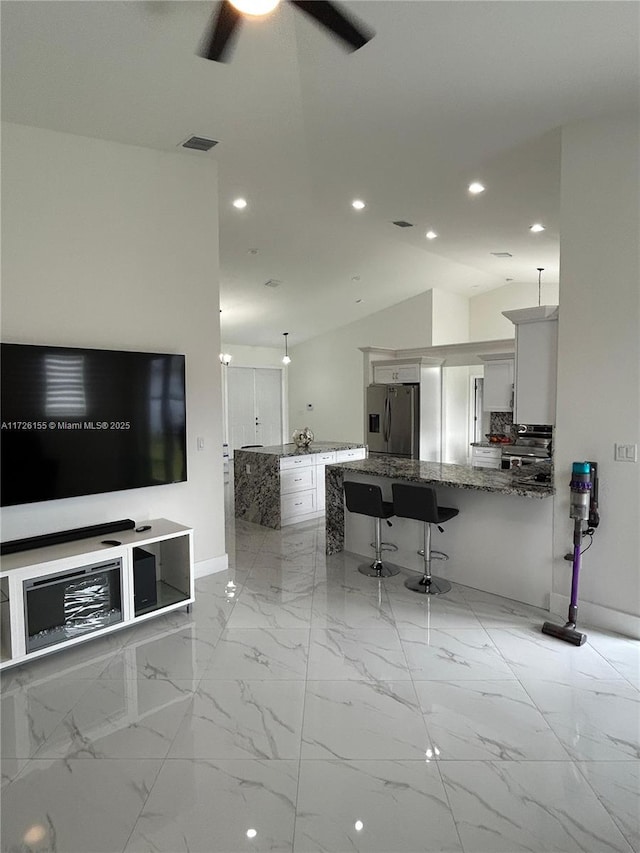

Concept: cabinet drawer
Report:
left=281, top=466, right=315, bottom=494
left=472, top=458, right=502, bottom=469
left=281, top=489, right=316, bottom=519
left=314, top=451, right=337, bottom=465
left=336, top=447, right=366, bottom=462
left=472, top=446, right=502, bottom=459
left=280, top=454, right=314, bottom=471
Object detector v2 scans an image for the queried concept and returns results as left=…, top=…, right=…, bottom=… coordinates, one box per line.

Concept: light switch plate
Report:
left=614, top=443, right=638, bottom=462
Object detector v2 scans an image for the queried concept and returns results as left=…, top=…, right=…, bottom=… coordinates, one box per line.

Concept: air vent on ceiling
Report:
left=392, top=220, right=414, bottom=228
left=264, top=279, right=282, bottom=288
left=181, top=136, right=218, bottom=151
left=490, top=252, right=513, bottom=258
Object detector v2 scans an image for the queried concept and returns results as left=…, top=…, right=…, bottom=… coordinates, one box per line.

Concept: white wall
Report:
left=431, top=289, right=470, bottom=345
left=221, top=344, right=283, bottom=367
left=470, top=280, right=560, bottom=340
left=554, top=113, right=640, bottom=633
left=1, top=123, right=226, bottom=573
left=442, top=366, right=474, bottom=464
left=287, top=290, right=434, bottom=442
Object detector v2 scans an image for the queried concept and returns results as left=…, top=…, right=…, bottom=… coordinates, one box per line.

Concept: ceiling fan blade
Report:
left=290, top=1, right=374, bottom=51
left=198, top=1, right=243, bottom=63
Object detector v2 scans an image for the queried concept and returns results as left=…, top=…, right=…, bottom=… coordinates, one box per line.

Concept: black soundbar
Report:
left=0, top=519, right=136, bottom=556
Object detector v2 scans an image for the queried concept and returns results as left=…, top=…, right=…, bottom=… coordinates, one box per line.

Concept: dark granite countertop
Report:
left=328, top=456, right=554, bottom=499
left=235, top=441, right=366, bottom=459
left=470, top=441, right=511, bottom=448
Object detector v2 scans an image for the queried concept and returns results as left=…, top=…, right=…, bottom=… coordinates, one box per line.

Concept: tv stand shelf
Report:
left=0, top=518, right=194, bottom=671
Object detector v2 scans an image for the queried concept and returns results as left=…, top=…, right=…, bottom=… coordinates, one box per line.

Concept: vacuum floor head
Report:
left=541, top=620, right=587, bottom=646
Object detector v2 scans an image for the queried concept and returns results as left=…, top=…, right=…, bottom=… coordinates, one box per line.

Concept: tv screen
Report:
left=1, top=343, right=187, bottom=506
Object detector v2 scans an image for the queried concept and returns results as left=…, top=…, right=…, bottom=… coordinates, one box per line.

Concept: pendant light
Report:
left=282, top=332, right=291, bottom=365
left=537, top=267, right=544, bottom=306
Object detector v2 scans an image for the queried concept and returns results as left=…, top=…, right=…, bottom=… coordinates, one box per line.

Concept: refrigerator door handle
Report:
left=386, top=396, right=392, bottom=442
left=383, top=396, right=389, bottom=442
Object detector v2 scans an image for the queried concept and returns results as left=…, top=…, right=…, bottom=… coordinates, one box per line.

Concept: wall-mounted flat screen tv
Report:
left=1, top=343, right=187, bottom=506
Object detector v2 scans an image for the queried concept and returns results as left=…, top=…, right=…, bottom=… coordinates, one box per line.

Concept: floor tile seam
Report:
left=560, top=759, right=639, bottom=853
left=502, top=674, right=583, bottom=760
left=431, top=750, right=467, bottom=853
left=119, top=755, right=167, bottom=853
left=572, top=755, right=640, bottom=848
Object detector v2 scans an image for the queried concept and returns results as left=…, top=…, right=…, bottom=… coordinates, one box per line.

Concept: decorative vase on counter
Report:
left=292, top=427, right=314, bottom=447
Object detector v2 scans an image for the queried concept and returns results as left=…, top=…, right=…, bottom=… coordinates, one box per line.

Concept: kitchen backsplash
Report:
left=490, top=412, right=514, bottom=436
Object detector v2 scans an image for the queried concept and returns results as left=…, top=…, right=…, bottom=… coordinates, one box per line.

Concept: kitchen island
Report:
left=326, top=457, right=555, bottom=608
left=234, top=442, right=366, bottom=528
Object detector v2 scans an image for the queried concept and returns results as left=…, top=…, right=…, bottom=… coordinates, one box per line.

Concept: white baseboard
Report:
left=195, top=553, right=229, bottom=578
left=549, top=593, right=640, bottom=640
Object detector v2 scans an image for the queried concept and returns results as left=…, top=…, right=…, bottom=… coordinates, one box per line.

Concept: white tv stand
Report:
left=0, top=518, right=194, bottom=671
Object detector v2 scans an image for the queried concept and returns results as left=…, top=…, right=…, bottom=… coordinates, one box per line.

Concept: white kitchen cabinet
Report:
left=503, top=307, right=558, bottom=425
left=279, top=454, right=316, bottom=524
left=335, top=447, right=367, bottom=463
left=471, top=445, right=502, bottom=469
left=373, top=362, right=421, bottom=384
left=482, top=358, right=514, bottom=412
left=314, top=450, right=336, bottom=512
left=279, top=449, right=365, bottom=524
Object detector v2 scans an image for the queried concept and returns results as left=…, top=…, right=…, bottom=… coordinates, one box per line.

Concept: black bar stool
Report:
left=391, top=482, right=459, bottom=595
left=343, top=481, right=400, bottom=578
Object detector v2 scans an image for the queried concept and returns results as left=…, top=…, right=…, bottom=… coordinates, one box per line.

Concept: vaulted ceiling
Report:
left=2, top=1, right=638, bottom=346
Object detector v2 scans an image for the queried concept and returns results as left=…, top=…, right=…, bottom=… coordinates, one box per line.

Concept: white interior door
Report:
left=227, top=367, right=283, bottom=450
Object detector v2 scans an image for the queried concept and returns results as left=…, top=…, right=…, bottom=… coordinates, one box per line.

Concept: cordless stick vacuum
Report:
left=542, top=461, right=600, bottom=646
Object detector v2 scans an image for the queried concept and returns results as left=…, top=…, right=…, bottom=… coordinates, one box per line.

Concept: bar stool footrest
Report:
left=370, top=542, right=399, bottom=553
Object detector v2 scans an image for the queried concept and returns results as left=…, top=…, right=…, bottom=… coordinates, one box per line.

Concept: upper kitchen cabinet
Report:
left=373, top=360, right=421, bottom=384
left=480, top=355, right=514, bottom=412
left=503, top=306, right=559, bottom=425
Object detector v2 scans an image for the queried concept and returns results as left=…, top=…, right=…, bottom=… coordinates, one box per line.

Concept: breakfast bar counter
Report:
left=326, top=457, right=555, bottom=608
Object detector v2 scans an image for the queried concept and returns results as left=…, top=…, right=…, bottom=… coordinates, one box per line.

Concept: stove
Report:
left=501, top=424, right=552, bottom=468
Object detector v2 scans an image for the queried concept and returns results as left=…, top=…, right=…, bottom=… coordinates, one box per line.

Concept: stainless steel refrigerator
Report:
left=366, top=383, right=420, bottom=458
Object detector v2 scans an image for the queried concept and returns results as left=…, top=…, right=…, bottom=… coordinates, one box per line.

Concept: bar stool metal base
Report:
left=404, top=575, right=451, bottom=594
left=359, top=560, right=401, bottom=578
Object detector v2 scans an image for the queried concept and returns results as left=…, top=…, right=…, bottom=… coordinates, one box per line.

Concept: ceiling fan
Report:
left=198, top=0, right=374, bottom=63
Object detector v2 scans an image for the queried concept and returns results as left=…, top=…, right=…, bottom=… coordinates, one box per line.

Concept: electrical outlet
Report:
left=245, top=464, right=251, bottom=474
left=614, top=443, right=638, bottom=462
left=197, top=436, right=205, bottom=451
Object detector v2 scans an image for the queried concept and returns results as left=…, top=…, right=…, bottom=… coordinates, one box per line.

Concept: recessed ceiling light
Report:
left=247, top=248, right=259, bottom=255
left=233, top=198, right=247, bottom=209
left=468, top=182, right=485, bottom=194
left=351, top=275, right=361, bottom=282
left=490, top=252, right=513, bottom=258
left=264, top=279, right=281, bottom=288
left=530, top=223, right=545, bottom=233
left=355, top=299, right=363, bottom=303
left=425, top=230, right=438, bottom=240
left=352, top=199, right=366, bottom=210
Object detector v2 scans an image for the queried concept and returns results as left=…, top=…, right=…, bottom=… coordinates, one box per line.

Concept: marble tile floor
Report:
left=1, top=511, right=639, bottom=853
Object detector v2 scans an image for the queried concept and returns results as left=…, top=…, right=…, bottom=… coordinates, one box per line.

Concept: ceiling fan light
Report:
left=229, top=0, right=280, bottom=17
